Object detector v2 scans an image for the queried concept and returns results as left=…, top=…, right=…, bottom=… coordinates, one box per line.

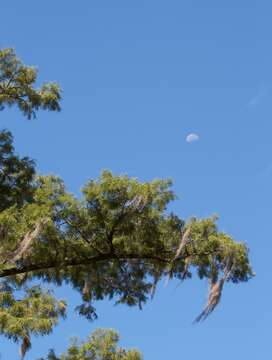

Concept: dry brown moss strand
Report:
left=20, top=335, right=31, bottom=360
left=11, top=220, right=47, bottom=262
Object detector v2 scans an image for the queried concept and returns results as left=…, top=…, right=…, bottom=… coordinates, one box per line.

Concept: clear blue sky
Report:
left=1, top=1, right=271, bottom=359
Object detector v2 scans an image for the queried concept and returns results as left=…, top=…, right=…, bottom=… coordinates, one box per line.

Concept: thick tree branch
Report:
left=0, top=252, right=170, bottom=278
left=0, top=247, right=220, bottom=279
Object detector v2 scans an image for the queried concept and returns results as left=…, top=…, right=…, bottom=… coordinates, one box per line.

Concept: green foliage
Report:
left=0, top=48, right=61, bottom=119
left=0, top=170, right=254, bottom=323
left=0, top=130, right=35, bottom=211
left=40, top=329, right=142, bottom=360
left=0, top=284, right=66, bottom=359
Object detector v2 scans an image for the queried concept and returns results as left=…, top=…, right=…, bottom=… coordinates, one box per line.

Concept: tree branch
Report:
left=0, top=252, right=170, bottom=278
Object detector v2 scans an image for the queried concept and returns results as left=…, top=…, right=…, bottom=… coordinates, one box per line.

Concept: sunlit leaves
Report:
left=0, top=48, right=61, bottom=119
left=0, top=285, right=66, bottom=359
left=0, top=170, right=254, bottom=323
left=40, top=329, right=142, bottom=360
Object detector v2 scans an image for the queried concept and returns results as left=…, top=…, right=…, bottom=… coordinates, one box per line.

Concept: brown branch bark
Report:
left=0, top=252, right=170, bottom=278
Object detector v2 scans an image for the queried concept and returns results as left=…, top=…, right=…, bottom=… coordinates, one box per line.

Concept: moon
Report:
left=186, top=133, right=199, bottom=143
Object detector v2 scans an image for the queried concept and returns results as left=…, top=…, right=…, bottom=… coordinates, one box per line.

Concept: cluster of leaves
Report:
left=0, top=130, right=35, bottom=211
left=39, top=329, right=142, bottom=360
left=0, top=48, right=61, bottom=119
left=0, top=284, right=66, bottom=359
left=0, top=170, right=253, bottom=320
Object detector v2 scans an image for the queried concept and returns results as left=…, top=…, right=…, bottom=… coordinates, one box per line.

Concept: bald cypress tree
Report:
left=0, top=48, right=254, bottom=359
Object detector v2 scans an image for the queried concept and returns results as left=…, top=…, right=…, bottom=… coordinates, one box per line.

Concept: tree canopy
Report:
left=0, top=48, right=254, bottom=359
left=0, top=284, right=66, bottom=359
left=39, top=329, right=142, bottom=360
left=0, top=130, right=36, bottom=211
left=0, top=48, right=61, bottom=119
left=0, top=170, right=253, bottom=319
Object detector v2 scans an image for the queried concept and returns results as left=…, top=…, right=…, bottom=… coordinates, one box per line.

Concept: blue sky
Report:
left=1, top=1, right=272, bottom=358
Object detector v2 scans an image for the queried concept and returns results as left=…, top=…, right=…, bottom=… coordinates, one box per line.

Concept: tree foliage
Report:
left=0, top=48, right=61, bottom=119
left=0, top=47, right=64, bottom=358
left=0, top=170, right=253, bottom=322
left=0, top=284, right=66, bottom=359
left=40, top=329, right=142, bottom=360
left=0, top=130, right=35, bottom=211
